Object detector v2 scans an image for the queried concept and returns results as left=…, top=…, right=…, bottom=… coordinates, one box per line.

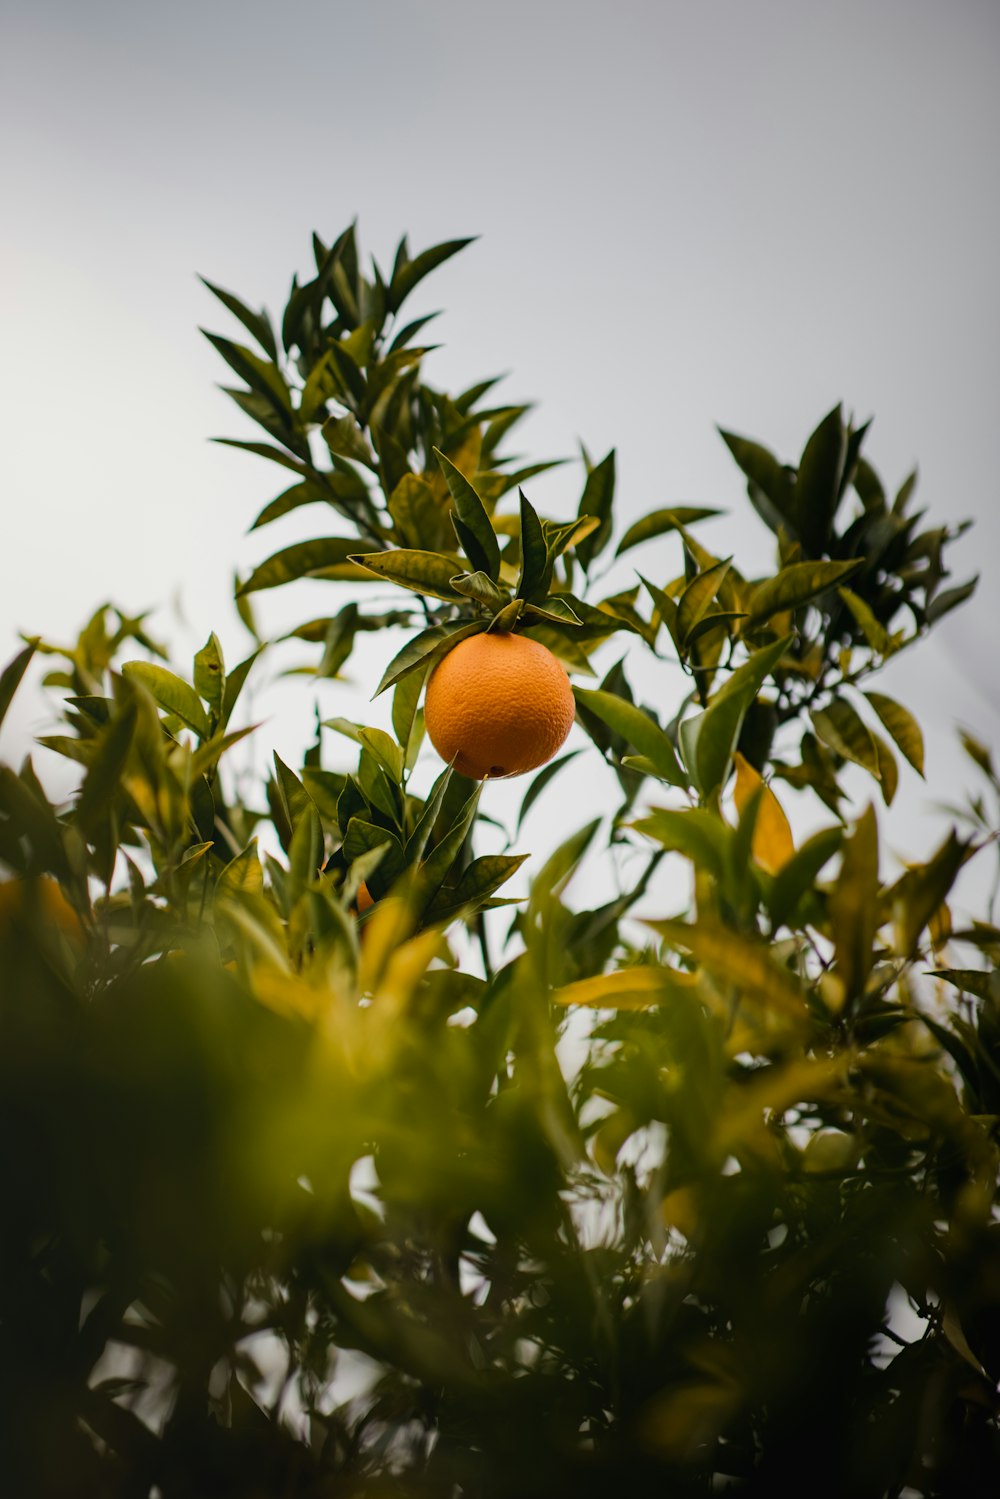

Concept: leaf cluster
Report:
left=0, top=222, right=997, bottom=1499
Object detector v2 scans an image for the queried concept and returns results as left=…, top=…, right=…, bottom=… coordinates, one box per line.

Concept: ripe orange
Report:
left=424, top=632, right=575, bottom=780
left=355, top=880, right=375, bottom=914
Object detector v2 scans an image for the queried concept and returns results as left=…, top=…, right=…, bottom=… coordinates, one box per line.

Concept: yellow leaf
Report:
left=733, top=752, right=795, bottom=874
left=552, top=966, right=696, bottom=1010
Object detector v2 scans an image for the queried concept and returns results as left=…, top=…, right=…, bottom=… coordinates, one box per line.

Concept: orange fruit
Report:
left=424, top=632, right=575, bottom=780
left=355, top=880, right=375, bottom=914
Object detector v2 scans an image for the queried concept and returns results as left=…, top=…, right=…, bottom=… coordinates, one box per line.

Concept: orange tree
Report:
left=1, top=224, right=998, bottom=1498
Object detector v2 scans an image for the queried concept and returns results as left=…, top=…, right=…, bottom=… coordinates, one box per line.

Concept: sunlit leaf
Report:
left=552, top=966, right=696, bottom=1009
left=732, top=753, right=794, bottom=874
left=649, top=917, right=810, bottom=1024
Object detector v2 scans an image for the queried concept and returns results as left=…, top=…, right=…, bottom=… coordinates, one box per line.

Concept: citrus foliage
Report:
left=1, top=225, right=997, bottom=1498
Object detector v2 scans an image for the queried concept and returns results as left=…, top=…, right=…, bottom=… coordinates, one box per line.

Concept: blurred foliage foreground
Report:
left=2, top=224, right=1000, bottom=1499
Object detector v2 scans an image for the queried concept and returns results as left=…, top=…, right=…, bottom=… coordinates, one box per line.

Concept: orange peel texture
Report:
left=424, top=632, right=576, bottom=780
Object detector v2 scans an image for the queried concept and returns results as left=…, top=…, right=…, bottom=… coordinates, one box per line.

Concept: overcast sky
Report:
left=2, top=0, right=998, bottom=916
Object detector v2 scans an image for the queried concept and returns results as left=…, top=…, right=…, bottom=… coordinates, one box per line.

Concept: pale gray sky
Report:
left=2, top=0, right=998, bottom=914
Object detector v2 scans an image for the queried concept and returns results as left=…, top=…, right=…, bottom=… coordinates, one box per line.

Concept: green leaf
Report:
left=747, top=559, right=863, bottom=623
left=374, top=621, right=486, bottom=697
left=522, top=598, right=583, bottom=626
left=358, top=727, right=404, bottom=785
left=630, top=807, right=726, bottom=879
left=388, top=236, right=476, bottom=313
left=928, top=969, right=997, bottom=1003
left=718, top=429, right=794, bottom=534
left=650, top=917, right=809, bottom=1023
left=427, top=853, right=528, bottom=921
left=416, top=785, right=482, bottom=910
left=638, top=574, right=680, bottom=653
left=451, top=571, right=510, bottom=610
left=684, top=635, right=792, bottom=799
left=890, top=829, right=970, bottom=960
left=343, top=820, right=405, bottom=889
left=327, top=340, right=367, bottom=407
left=405, top=764, right=455, bottom=866
left=677, top=558, right=732, bottom=647
left=121, top=663, right=211, bottom=738
left=960, top=730, right=994, bottom=781
left=872, top=732, right=899, bottom=807
left=575, top=449, right=616, bottom=570
left=0, top=641, right=36, bottom=732
left=202, top=330, right=292, bottom=413
left=389, top=474, right=447, bottom=550
left=684, top=610, right=747, bottom=648
left=434, top=448, right=501, bottom=581
left=287, top=804, right=323, bottom=898
left=515, top=750, right=582, bottom=834
left=216, top=837, right=264, bottom=896
left=516, top=488, right=548, bottom=601
left=239, top=539, right=363, bottom=594
left=301, top=767, right=348, bottom=826
left=273, top=753, right=315, bottom=833
left=75, top=702, right=137, bottom=837
left=321, top=412, right=376, bottom=468
left=349, top=548, right=468, bottom=604
left=541, top=514, right=601, bottom=567
left=768, top=826, right=843, bottom=930
left=792, top=403, right=847, bottom=555
left=190, top=724, right=257, bottom=781
left=392, top=669, right=424, bottom=759
left=198, top=277, right=277, bottom=360
left=828, top=805, right=880, bottom=1008
left=250, top=481, right=328, bottom=531
left=812, top=698, right=880, bottom=779
left=193, top=633, right=225, bottom=714
left=529, top=817, right=602, bottom=912
left=388, top=310, right=441, bottom=353
left=573, top=688, right=687, bottom=788
left=212, top=437, right=314, bottom=479
left=615, top=507, right=722, bottom=557
left=220, top=648, right=261, bottom=731
left=36, top=735, right=94, bottom=767
left=926, top=576, right=978, bottom=624
left=837, top=587, right=890, bottom=654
